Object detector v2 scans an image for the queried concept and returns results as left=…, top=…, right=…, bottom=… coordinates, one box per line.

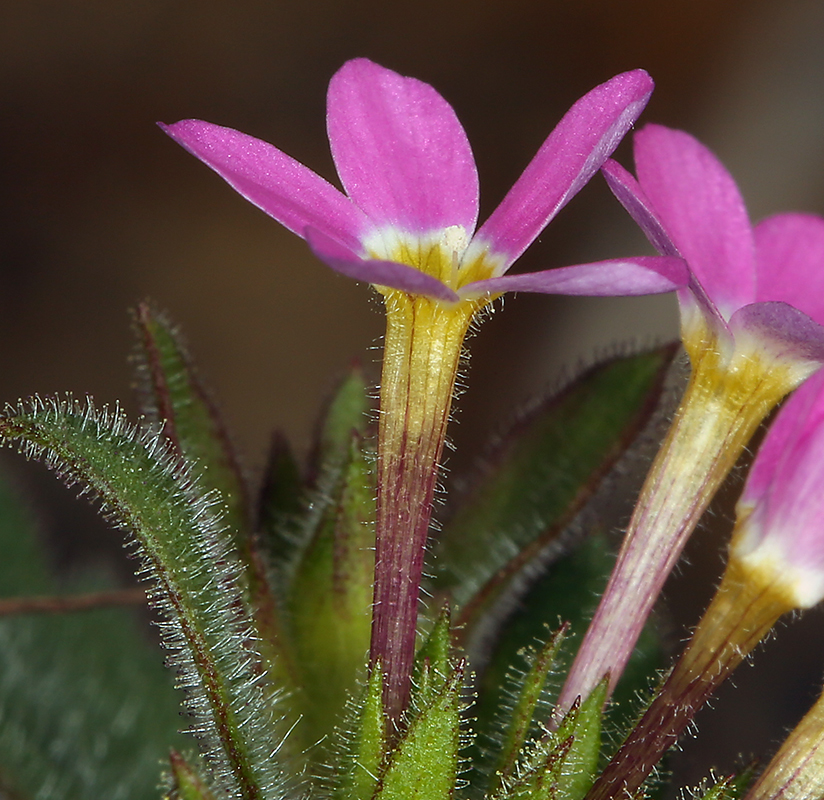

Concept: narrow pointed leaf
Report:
left=134, top=304, right=301, bottom=715
left=375, top=666, right=463, bottom=800
left=287, top=430, right=376, bottom=743
left=133, top=302, right=250, bottom=537
left=0, top=397, right=289, bottom=800
left=551, top=679, right=607, bottom=800
left=490, top=627, right=567, bottom=795
left=410, top=606, right=452, bottom=711
left=337, top=665, right=388, bottom=800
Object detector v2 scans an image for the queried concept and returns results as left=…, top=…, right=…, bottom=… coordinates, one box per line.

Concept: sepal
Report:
left=166, top=751, right=219, bottom=800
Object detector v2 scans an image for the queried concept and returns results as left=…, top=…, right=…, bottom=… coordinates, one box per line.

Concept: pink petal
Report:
left=741, top=370, right=824, bottom=571
left=754, top=213, right=824, bottom=326
left=474, top=70, right=653, bottom=270
left=633, top=124, right=757, bottom=317
left=729, top=301, right=824, bottom=363
left=305, top=227, right=459, bottom=302
left=741, top=369, right=824, bottom=510
left=326, top=58, right=479, bottom=236
left=603, top=157, right=728, bottom=328
left=161, top=120, right=369, bottom=250
left=602, top=159, right=678, bottom=256
left=459, top=256, right=687, bottom=297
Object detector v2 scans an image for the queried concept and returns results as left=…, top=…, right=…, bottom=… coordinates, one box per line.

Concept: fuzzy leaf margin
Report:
left=0, top=396, right=288, bottom=800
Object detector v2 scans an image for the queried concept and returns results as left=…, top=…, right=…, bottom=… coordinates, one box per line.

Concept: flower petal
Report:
left=326, top=58, right=479, bottom=236
left=740, top=369, right=824, bottom=513
left=602, top=159, right=678, bottom=256
left=305, top=227, right=459, bottom=302
left=161, top=119, right=369, bottom=249
left=730, top=301, right=824, bottom=364
left=459, top=256, right=686, bottom=298
left=754, top=213, right=824, bottom=325
left=603, top=157, right=727, bottom=329
left=473, top=70, right=653, bottom=270
left=632, top=124, right=757, bottom=317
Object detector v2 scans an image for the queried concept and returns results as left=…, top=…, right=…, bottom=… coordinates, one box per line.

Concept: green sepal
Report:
left=375, top=664, right=464, bottom=800
left=551, top=678, right=608, bottom=800
left=287, top=428, right=376, bottom=743
left=0, top=397, right=288, bottom=799
left=166, top=751, right=219, bottom=800
left=489, top=626, right=568, bottom=795
left=132, top=301, right=250, bottom=538
left=495, top=679, right=607, bottom=800
left=410, top=606, right=452, bottom=711
left=431, top=345, right=677, bottom=638
left=336, top=665, right=388, bottom=800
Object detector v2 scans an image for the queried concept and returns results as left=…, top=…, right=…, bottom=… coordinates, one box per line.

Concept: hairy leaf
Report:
left=0, top=398, right=289, bottom=799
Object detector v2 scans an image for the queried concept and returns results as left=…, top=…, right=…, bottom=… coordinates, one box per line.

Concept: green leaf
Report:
left=472, top=533, right=663, bottom=774
left=336, top=665, right=388, bottom=800
left=431, top=345, right=677, bottom=638
left=0, top=397, right=289, bottom=800
left=495, top=680, right=607, bottom=800
left=489, top=627, right=567, bottom=796
left=167, top=751, right=219, bottom=800
left=552, top=679, right=607, bottom=800
left=287, top=429, right=376, bottom=744
left=410, top=606, right=452, bottom=711
left=133, top=302, right=250, bottom=538
left=133, top=304, right=299, bottom=717
left=257, top=430, right=304, bottom=569
left=0, top=466, right=185, bottom=800
left=376, top=665, right=463, bottom=800
left=312, top=363, right=371, bottom=472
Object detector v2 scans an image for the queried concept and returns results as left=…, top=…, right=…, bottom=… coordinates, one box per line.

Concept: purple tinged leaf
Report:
left=160, top=119, right=369, bottom=250
left=461, top=256, right=686, bottom=298
left=474, top=70, right=653, bottom=270
left=326, top=58, right=479, bottom=236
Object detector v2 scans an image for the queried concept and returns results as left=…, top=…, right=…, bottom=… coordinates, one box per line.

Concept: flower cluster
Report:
left=4, top=56, right=824, bottom=800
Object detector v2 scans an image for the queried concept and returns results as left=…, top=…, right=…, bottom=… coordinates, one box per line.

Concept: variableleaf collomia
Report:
left=0, top=397, right=289, bottom=800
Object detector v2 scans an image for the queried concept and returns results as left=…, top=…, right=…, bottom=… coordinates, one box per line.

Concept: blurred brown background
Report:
left=3, top=0, right=824, bottom=789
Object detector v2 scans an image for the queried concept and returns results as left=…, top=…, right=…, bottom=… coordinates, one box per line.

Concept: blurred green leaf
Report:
left=0, top=465, right=184, bottom=800
left=167, top=751, right=219, bottom=800
left=287, top=429, right=376, bottom=744
left=489, top=627, right=567, bottom=796
left=431, top=345, right=676, bottom=639
left=0, top=397, right=289, bottom=799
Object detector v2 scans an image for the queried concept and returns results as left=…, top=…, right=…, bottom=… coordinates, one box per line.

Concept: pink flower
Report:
left=161, top=59, right=684, bottom=304
left=558, top=124, right=824, bottom=718
left=734, top=368, right=824, bottom=607
left=603, top=124, right=824, bottom=364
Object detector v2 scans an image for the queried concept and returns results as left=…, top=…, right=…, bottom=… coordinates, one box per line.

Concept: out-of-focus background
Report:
left=2, top=0, right=824, bottom=788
